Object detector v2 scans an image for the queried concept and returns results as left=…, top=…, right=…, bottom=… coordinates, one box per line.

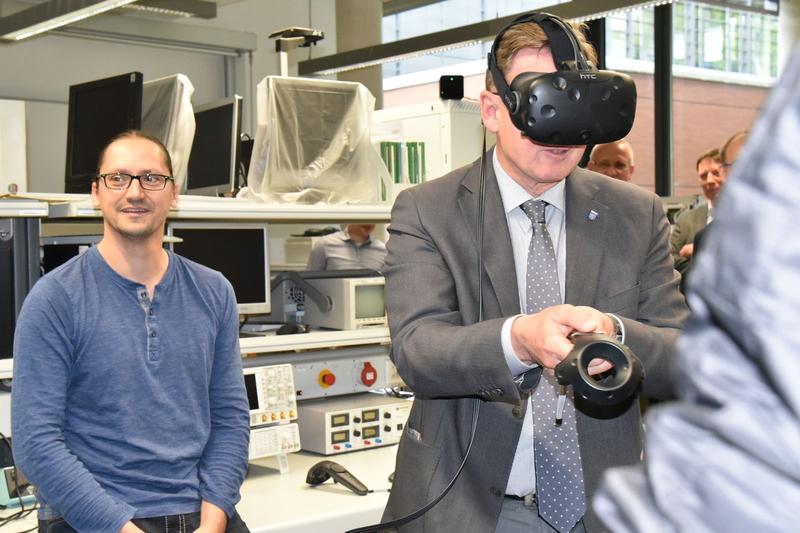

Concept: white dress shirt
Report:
left=493, top=149, right=566, bottom=496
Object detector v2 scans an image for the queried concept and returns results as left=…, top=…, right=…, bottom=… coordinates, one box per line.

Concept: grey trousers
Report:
left=495, top=497, right=587, bottom=533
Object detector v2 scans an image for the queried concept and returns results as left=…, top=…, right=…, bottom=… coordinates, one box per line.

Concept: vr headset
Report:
left=488, top=12, right=636, bottom=146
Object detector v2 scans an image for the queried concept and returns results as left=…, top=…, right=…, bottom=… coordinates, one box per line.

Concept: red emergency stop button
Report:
left=318, top=369, right=336, bottom=388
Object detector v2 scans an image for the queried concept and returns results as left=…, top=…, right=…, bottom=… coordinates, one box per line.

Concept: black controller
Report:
left=306, top=460, right=369, bottom=496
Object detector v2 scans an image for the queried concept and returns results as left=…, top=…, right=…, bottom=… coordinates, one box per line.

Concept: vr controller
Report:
left=488, top=12, right=637, bottom=146
left=556, top=333, right=644, bottom=405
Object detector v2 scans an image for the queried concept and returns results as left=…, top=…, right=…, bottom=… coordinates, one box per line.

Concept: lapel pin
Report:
left=588, top=210, right=598, bottom=221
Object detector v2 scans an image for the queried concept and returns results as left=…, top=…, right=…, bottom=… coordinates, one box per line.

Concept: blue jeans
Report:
left=38, top=511, right=250, bottom=533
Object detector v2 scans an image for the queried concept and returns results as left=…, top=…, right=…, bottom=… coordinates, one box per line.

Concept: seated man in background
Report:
left=306, top=223, right=387, bottom=271
left=586, top=139, right=636, bottom=182
left=12, top=131, right=250, bottom=533
left=693, top=131, right=748, bottom=258
left=670, top=147, right=724, bottom=278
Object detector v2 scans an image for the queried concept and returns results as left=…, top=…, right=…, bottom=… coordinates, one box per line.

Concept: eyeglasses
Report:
left=97, top=173, right=174, bottom=191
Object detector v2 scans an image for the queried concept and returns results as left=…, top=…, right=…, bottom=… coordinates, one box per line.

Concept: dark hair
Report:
left=95, top=130, right=174, bottom=176
left=695, top=147, right=720, bottom=171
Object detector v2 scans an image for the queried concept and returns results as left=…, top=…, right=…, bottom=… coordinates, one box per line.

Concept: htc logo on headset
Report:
left=579, top=73, right=597, bottom=80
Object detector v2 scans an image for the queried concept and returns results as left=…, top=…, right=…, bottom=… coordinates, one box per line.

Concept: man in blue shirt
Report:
left=11, top=131, right=250, bottom=533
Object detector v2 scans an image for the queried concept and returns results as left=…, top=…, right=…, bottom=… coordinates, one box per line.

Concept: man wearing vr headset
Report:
left=382, top=13, right=687, bottom=533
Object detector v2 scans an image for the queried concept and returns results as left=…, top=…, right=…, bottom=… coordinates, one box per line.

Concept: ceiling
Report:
left=0, top=0, right=445, bottom=43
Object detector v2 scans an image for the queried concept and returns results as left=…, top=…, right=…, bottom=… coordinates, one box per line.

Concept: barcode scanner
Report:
left=306, top=460, right=370, bottom=496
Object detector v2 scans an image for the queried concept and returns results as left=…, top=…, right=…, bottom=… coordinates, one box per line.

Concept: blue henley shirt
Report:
left=11, top=246, right=250, bottom=533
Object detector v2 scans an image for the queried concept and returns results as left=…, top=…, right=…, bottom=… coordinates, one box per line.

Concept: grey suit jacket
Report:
left=670, top=203, right=708, bottom=276
left=381, top=155, right=688, bottom=532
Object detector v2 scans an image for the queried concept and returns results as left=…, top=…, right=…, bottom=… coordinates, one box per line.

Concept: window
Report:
left=381, top=0, right=569, bottom=78
left=380, top=0, right=778, bottom=196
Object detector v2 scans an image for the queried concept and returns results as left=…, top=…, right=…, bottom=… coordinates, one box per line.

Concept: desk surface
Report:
left=36, top=193, right=393, bottom=223
left=239, top=327, right=390, bottom=355
left=241, top=446, right=397, bottom=533
left=0, top=198, right=48, bottom=217
left=0, top=446, right=398, bottom=533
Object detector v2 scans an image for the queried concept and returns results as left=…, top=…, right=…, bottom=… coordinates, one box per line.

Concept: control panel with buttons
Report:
left=297, top=393, right=412, bottom=455
left=243, top=364, right=298, bottom=427
left=248, top=422, right=301, bottom=460
left=292, top=354, right=404, bottom=399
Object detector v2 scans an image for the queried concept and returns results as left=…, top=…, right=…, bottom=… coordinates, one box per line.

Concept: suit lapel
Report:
left=564, top=170, right=608, bottom=306
left=458, top=155, right=520, bottom=317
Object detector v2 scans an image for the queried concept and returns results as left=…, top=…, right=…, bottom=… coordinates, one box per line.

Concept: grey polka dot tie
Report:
left=520, top=199, right=586, bottom=533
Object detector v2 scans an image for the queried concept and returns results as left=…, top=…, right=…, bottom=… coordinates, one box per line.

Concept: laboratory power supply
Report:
left=297, top=393, right=412, bottom=455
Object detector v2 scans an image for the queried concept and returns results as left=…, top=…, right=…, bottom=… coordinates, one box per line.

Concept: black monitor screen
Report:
left=243, top=373, right=259, bottom=410
left=170, top=226, right=268, bottom=312
left=0, top=237, right=14, bottom=360
left=65, top=72, right=143, bottom=193
left=186, top=97, right=241, bottom=195
left=41, top=235, right=102, bottom=274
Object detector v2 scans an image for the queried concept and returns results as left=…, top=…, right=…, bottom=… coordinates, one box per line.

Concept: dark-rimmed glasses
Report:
left=97, top=173, right=174, bottom=191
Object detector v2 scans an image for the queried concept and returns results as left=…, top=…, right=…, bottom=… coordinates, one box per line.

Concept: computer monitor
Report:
left=40, top=235, right=103, bottom=274
left=141, top=74, right=195, bottom=189
left=301, top=275, right=386, bottom=330
left=0, top=218, right=39, bottom=380
left=167, top=221, right=270, bottom=315
left=65, top=72, right=143, bottom=193
left=266, top=269, right=385, bottom=330
left=186, top=96, right=242, bottom=196
left=1, top=238, right=14, bottom=378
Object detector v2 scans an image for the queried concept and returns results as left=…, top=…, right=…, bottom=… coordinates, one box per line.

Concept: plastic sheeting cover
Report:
left=141, top=74, right=195, bottom=190
left=242, top=76, right=390, bottom=204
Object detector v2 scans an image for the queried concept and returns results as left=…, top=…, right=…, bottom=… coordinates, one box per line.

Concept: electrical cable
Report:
left=345, top=130, right=490, bottom=533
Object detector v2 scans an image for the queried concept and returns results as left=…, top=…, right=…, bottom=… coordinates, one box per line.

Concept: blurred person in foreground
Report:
left=594, top=46, right=800, bottom=533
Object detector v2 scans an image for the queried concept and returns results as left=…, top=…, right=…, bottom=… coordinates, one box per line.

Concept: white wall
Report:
left=196, top=0, right=338, bottom=83
left=24, top=101, right=68, bottom=193
left=0, top=99, right=27, bottom=193
left=0, top=0, right=338, bottom=193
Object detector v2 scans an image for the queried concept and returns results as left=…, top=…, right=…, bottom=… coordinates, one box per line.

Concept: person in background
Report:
left=670, top=147, right=724, bottom=278
left=11, top=131, right=250, bottom=533
left=381, top=13, right=687, bottom=533
left=586, top=139, right=636, bottom=182
left=692, top=131, right=748, bottom=257
left=305, top=223, right=387, bottom=271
